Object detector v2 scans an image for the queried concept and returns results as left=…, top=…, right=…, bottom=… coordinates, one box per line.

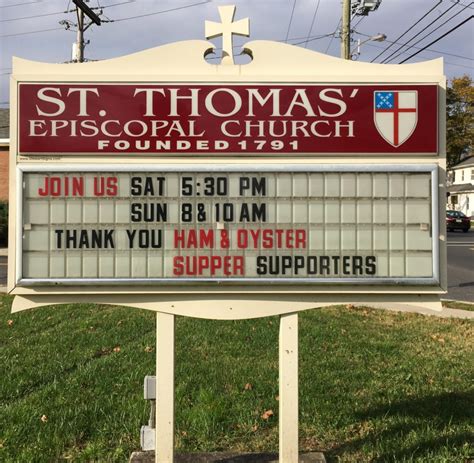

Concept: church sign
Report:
left=8, top=5, right=446, bottom=307
left=9, top=5, right=447, bottom=463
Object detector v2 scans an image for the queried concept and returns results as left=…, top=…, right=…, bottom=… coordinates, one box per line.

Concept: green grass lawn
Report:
left=0, top=295, right=472, bottom=463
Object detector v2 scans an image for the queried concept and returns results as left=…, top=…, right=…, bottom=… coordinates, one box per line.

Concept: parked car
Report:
left=446, top=210, right=471, bottom=232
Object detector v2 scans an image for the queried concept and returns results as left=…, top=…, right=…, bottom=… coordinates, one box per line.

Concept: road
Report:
left=0, top=255, right=6, bottom=288
left=0, top=232, right=473, bottom=301
left=446, top=229, right=474, bottom=302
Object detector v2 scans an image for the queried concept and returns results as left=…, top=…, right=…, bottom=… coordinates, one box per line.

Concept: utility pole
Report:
left=75, top=6, right=85, bottom=63
left=341, top=0, right=351, bottom=60
left=71, top=0, right=101, bottom=63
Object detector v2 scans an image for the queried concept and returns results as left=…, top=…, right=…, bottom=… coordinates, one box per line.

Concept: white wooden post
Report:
left=279, top=312, right=299, bottom=463
left=156, top=312, right=175, bottom=463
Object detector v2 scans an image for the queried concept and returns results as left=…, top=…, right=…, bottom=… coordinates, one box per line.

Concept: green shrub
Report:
left=0, top=201, right=7, bottom=246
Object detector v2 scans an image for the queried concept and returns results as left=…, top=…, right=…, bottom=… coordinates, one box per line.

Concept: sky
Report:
left=0, top=0, right=473, bottom=107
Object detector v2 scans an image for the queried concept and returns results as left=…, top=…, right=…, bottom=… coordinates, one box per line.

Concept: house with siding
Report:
left=0, top=108, right=9, bottom=201
left=447, top=156, right=474, bottom=218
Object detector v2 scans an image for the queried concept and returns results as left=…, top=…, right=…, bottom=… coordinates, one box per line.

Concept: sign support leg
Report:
left=156, top=312, right=175, bottom=463
left=279, top=312, right=299, bottom=463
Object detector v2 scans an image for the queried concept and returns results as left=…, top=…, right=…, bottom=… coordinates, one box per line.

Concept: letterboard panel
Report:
left=17, top=165, right=438, bottom=285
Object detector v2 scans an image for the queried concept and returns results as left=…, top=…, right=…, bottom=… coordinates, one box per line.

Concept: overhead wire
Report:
left=352, top=15, right=365, bottom=30
left=0, top=1, right=44, bottom=8
left=0, top=0, right=207, bottom=38
left=355, top=30, right=473, bottom=61
left=382, top=0, right=468, bottom=63
left=292, top=32, right=335, bottom=46
left=385, top=1, right=473, bottom=63
left=323, top=4, right=368, bottom=56
left=284, top=0, right=297, bottom=43
left=0, top=26, right=65, bottom=38
left=303, top=0, right=321, bottom=48
left=324, top=18, right=341, bottom=54
left=0, top=0, right=134, bottom=23
left=205, top=32, right=332, bottom=60
left=1, top=10, right=68, bottom=22
left=399, top=14, right=473, bottom=63
left=110, top=0, right=210, bottom=23
left=451, top=0, right=474, bottom=7
left=370, top=0, right=443, bottom=62
left=360, top=40, right=473, bottom=69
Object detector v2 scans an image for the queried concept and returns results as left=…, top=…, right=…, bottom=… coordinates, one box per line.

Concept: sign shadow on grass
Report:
left=326, top=392, right=473, bottom=462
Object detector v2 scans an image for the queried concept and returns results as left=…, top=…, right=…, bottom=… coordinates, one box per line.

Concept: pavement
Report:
left=0, top=248, right=6, bottom=293
left=446, top=229, right=474, bottom=302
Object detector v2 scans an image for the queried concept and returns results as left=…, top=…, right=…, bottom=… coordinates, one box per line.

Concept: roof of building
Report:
left=0, top=108, right=9, bottom=139
left=447, top=183, right=474, bottom=193
left=451, top=156, right=474, bottom=170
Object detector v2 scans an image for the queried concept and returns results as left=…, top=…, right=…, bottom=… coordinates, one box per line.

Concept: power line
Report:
left=382, top=1, right=468, bottom=64
left=284, top=0, right=297, bottom=43
left=0, top=10, right=66, bottom=22
left=303, top=0, right=321, bottom=48
left=361, top=41, right=473, bottom=69
left=400, top=15, right=473, bottom=63
left=355, top=31, right=473, bottom=61
left=451, top=0, right=474, bottom=7
left=0, top=26, right=65, bottom=38
left=0, top=0, right=44, bottom=8
left=0, top=0, right=133, bottom=23
left=352, top=15, right=365, bottom=30
left=385, top=1, right=473, bottom=63
left=205, top=33, right=333, bottom=60
left=370, top=0, right=442, bottom=63
left=110, top=0, right=210, bottom=23
left=324, top=18, right=341, bottom=54
left=292, top=32, right=335, bottom=47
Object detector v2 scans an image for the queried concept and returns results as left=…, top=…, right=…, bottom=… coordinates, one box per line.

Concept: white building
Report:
left=447, top=156, right=474, bottom=218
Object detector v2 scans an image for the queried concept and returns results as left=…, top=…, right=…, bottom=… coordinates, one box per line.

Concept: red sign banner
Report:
left=18, top=83, right=438, bottom=155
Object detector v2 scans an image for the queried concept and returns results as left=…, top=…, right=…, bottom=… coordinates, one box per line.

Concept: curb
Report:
left=441, top=298, right=474, bottom=306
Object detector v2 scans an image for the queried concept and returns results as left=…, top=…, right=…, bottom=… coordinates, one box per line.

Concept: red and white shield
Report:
left=374, top=91, right=418, bottom=147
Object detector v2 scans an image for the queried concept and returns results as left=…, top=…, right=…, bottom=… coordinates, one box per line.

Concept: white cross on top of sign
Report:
left=205, top=5, right=250, bottom=65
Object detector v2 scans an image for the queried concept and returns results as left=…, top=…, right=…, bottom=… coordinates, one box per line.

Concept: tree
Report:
left=446, top=75, right=473, bottom=168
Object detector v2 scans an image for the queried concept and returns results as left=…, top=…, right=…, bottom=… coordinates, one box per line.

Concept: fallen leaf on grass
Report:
left=7, top=320, right=13, bottom=327
left=113, top=346, right=121, bottom=353
left=40, top=415, right=48, bottom=423
left=252, top=424, right=258, bottom=432
left=144, top=346, right=154, bottom=353
left=275, top=395, right=280, bottom=401
left=261, top=409, right=274, bottom=420
left=93, top=347, right=111, bottom=358
left=244, top=383, right=252, bottom=391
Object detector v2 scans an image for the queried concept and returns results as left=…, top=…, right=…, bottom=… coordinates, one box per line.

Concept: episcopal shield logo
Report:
left=374, top=91, right=418, bottom=147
